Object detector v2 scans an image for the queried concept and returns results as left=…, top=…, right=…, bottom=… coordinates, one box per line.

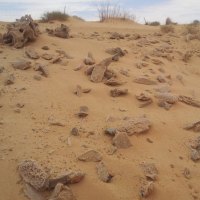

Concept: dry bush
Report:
left=97, top=2, right=135, bottom=22
left=41, top=11, right=69, bottom=22
left=160, top=25, right=174, bottom=33
left=146, top=21, right=160, bottom=26
left=72, top=15, right=85, bottom=21
left=166, top=17, right=173, bottom=25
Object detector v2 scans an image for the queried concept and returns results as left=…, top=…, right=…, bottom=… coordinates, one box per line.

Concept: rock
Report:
left=74, top=63, right=84, bottom=71
left=105, top=128, right=117, bottom=136
left=48, top=171, right=85, bottom=189
left=71, top=127, right=79, bottom=136
left=110, top=88, right=128, bottom=97
left=136, top=62, right=149, bottom=69
left=18, top=160, right=49, bottom=191
left=2, top=15, right=39, bottom=48
left=140, top=181, right=154, bottom=198
left=49, top=116, right=65, bottom=127
left=47, top=24, right=70, bottom=39
left=42, top=53, right=53, bottom=60
left=24, top=184, right=45, bottom=200
left=110, top=32, right=124, bottom=40
left=184, top=121, right=200, bottom=132
left=85, top=66, right=94, bottom=75
left=141, top=163, right=158, bottom=181
left=105, top=47, right=126, bottom=57
left=136, top=92, right=153, bottom=108
left=34, top=75, right=42, bottom=81
left=96, top=162, right=113, bottom=183
left=0, top=66, right=4, bottom=73
left=78, top=150, right=102, bottom=162
left=34, top=63, right=48, bottom=77
left=154, top=85, right=171, bottom=93
left=84, top=52, right=95, bottom=65
left=42, top=46, right=49, bottom=50
left=112, top=132, right=132, bottom=149
left=183, top=168, right=191, bottom=179
left=104, top=69, right=117, bottom=79
left=179, top=95, right=200, bottom=108
left=191, top=149, right=200, bottom=161
left=12, top=60, right=31, bottom=70
left=82, top=88, right=91, bottom=93
left=48, top=183, right=76, bottom=200
left=90, top=57, right=113, bottom=83
left=118, top=117, right=151, bottom=136
left=74, top=85, right=82, bottom=97
left=157, top=75, right=166, bottom=83
left=151, top=58, right=163, bottom=65
left=183, top=51, right=192, bottom=62
left=133, top=77, right=157, bottom=85
left=4, top=74, right=15, bottom=85
left=104, top=78, right=124, bottom=86
left=76, top=106, right=89, bottom=118
left=25, top=48, right=40, bottom=59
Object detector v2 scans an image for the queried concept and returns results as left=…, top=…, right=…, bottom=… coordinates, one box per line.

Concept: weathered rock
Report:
left=191, top=149, right=200, bottom=161
left=24, top=184, right=45, bottom=200
left=191, top=136, right=200, bottom=150
left=48, top=183, right=76, bottom=200
left=104, top=78, right=124, bottom=86
left=90, top=57, right=113, bottom=83
left=141, top=163, right=158, bottom=181
left=183, top=168, right=191, bottom=179
left=136, top=62, right=149, bottom=69
left=105, top=47, right=126, bottom=56
left=105, top=128, right=117, bottom=136
left=33, top=75, right=42, bottom=81
left=48, top=171, right=85, bottom=189
left=18, top=160, right=49, bottom=191
left=25, top=48, right=39, bottom=59
left=2, top=15, right=39, bottom=48
left=134, top=77, right=157, bottom=85
left=118, top=117, right=151, bottom=136
left=48, top=116, right=65, bottom=127
left=84, top=52, right=95, bottom=65
left=184, top=121, right=200, bottom=132
left=4, top=74, right=15, bottom=85
left=74, top=63, right=84, bottom=71
left=78, top=150, right=102, bottom=162
left=104, top=69, right=117, bottom=80
left=85, top=66, right=94, bottom=75
left=96, top=162, right=113, bottom=183
left=42, top=46, right=49, bottom=50
left=179, top=95, right=200, bottom=108
left=12, top=60, right=31, bottom=70
left=76, top=106, right=89, bottom=117
left=110, top=88, right=128, bottom=97
left=151, top=58, right=163, bottom=65
left=47, top=24, right=70, bottom=39
left=34, top=63, right=48, bottom=77
left=74, top=85, right=82, bottom=97
left=71, top=127, right=79, bottom=136
left=112, top=132, right=132, bottom=149
left=42, top=53, right=53, bottom=60
left=140, top=181, right=154, bottom=198
left=110, top=32, right=124, bottom=40
left=157, top=75, right=166, bottom=83
left=136, top=92, right=152, bottom=102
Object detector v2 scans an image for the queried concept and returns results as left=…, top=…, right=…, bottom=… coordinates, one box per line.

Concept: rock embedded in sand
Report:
left=42, top=53, right=53, bottom=60
left=42, top=46, right=49, bottom=50
left=136, top=92, right=153, bottom=108
left=140, top=181, right=154, bottom=198
left=105, top=47, right=126, bottom=56
left=110, top=32, right=124, bottom=40
left=191, top=149, right=200, bottom=161
left=179, top=95, right=200, bottom=108
left=4, top=74, right=15, bottom=85
left=25, top=48, right=40, bottom=59
left=76, top=106, right=89, bottom=118
left=33, top=75, right=42, bottom=81
left=105, top=128, right=117, bottom=136
left=74, top=85, right=82, bottom=97
left=0, top=66, right=4, bottom=73
left=183, top=168, right=191, bottom=179
left=112, top=132, right=132, bottom=149
left=34, top=63, right=48, bottom=77
left=110, top=88, right=128, bottom=97
left=84, top=52, right=95, bottom=65
left=117, top=117, right=151, bottom=136
left=96, top=162, right=113, bottom=183
left=90, top=57, right=113, bottom=83
left=104, top=78, right=124, bottom=86
left=184, top=121, right=200, bottom=132
left=18, top=160, right=49, bottom=191
left=78, top=150, right=102, bottom=162
left=47, top=24, right=70, bottom=39
left=141, top=163, right=158, bottom=181
left=133, top=77, right=157, bottom=85
left=48, top=183, right=76, bottom=200
left=12, top=60, right=31, bottom=70
left=24, top=184, right=45, bottom=200
left=48, top=171, right=85, bottom=189
left=71, top=127, right=79, bottom=136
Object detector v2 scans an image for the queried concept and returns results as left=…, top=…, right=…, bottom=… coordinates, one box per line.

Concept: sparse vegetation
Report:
left=41, top=11, right=69, bottom=22
left=185, top=23, right=200, bottom=34
left=192, top=20, right=200, bottom=25
left=72, top=15, right=85, bottom=21
left=160, top=25, right=174, bottom=33
left=97, top=2, right=135, bottom=22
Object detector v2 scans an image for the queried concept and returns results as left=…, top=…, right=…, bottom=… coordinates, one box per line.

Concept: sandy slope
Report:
left=0, top=19, right=200, bottom=200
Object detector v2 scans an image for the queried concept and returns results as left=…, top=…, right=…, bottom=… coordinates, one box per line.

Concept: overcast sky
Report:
left=0, top=0, right=199, bottom=24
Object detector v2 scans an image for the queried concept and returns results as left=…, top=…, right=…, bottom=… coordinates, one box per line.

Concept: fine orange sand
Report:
left=0, top=18, right=200, bottom=200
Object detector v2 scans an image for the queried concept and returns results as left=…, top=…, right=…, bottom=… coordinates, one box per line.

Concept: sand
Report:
left=0, top=18, right=200, bottom=200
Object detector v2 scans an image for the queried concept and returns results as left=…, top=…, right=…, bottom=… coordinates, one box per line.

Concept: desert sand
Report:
left=0, top=17, right=200, bottom=200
